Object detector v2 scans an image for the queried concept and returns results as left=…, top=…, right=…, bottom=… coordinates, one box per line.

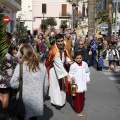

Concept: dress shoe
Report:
left=77, top=112, right=83, bottom=117
left=55, top=105, right=61, bottom=110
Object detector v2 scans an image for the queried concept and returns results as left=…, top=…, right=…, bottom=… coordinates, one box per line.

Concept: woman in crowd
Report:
left=106, top=36, right=119, bottom=72
left=10, top=44, right=48, bottom=120
left=96, top=38, right=106, bottom=70
left=0, top=33, right=22, bottom=119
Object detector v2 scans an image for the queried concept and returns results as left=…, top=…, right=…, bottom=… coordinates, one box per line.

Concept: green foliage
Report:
left=97, top=10, right=109, bottom=23
left=40, top=17, right=57, bottom=32
left=45, top=17, right=57, bottom=26
left=12, top=18, right=27, bottom=45
left=0, top=10, right=13, bottom=77
left=118, top=3, right=120, bottom=13
left=0, top=10, right=9, bottom=62
left=60, top=22, right=68, bottom=32
left=66, top=0, right=82, bottom=5
left=40, top=23, right=48, bottom=31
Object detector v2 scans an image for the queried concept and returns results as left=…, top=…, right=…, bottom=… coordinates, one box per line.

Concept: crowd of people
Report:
left=0, top=29, right=120, bottom=120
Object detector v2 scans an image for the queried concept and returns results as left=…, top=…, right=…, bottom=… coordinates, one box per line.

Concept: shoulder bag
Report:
left=8, top=63, right=25, bottom=117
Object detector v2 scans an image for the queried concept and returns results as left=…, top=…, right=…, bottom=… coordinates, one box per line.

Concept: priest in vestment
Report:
left=45, top=33, right=73, bottom=109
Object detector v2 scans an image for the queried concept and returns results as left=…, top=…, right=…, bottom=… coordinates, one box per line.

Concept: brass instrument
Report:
left=71, top=81, right=77, bottom=96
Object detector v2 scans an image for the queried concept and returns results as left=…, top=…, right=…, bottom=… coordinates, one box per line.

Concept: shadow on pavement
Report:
left=66, top=96, right=73, bottom=108
left=38, top=106, right=54, bottom=120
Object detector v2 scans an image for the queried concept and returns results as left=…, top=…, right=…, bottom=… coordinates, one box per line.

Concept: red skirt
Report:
left=72, top=92, right=85, bottom=113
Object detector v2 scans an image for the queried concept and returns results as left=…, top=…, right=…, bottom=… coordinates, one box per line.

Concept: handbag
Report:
left=8, top=63, right=25, bottom=117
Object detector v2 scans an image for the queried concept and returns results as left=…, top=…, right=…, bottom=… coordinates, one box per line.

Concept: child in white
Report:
left=69, top=52, right=90, bottom=117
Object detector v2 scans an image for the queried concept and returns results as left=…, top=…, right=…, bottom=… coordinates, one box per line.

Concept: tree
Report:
left=45, top=17, right=57, bottom=26
left=12, top=17, right=28, bottom=45
left=60, top=21, right=68, bottom=33
left=45, top=17, right=57, bottom=31
left=96, top=10, right=109, bottom=23
left=108, top=0, right=113, bottom=37
left=40, top=23, right=48, bottom=33
left=87, top=0, right=95, bottom=39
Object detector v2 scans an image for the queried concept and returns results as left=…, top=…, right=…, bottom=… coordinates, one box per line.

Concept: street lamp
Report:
left=42, top=13, right=45, bottom=35
left=72, top=3, right=76, bottom=32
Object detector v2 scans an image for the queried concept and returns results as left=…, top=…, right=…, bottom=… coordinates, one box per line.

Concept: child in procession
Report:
left=97, top=52, right=104, bottom=71
left=69, top=52, right=90, bottom=117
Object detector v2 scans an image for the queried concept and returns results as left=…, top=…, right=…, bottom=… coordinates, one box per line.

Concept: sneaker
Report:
left=77, top=112, right=83, bottom=117
left=106, top=69, right=112, bottom=72
left=113, top=70, right=117, bottom=72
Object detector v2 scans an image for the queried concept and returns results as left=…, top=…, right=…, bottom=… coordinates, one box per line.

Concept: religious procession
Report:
left=1, top=0, right=120, bottom=120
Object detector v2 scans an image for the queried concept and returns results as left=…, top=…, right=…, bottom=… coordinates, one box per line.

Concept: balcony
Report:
left=15, top=0, right=21, bottom=5
left=59, top=12, right=71, bottom=19
left=1, top=0, right=21, bottom=11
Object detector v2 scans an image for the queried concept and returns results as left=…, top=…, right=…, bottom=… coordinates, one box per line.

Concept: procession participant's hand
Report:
left=86, top=81, right=90, bottom=85
left=67, top=75, right=72, bottom=84
left=68, top=61, right=74, bottom=65
left=18, top=43, right=24, bottom=51
left=71, top=77, right=75, bottom=81
left=18, top=58, right=23, bottom=63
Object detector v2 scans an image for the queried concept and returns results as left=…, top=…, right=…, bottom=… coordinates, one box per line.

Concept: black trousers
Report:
left=97, top=67, right=102, bottom=71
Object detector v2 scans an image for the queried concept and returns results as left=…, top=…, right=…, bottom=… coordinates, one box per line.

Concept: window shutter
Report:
left=62, top=4, right=67, bottom=16
left=42, top=4, right=46, bottom=14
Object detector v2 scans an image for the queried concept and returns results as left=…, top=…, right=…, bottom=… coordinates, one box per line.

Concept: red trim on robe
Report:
left=45, top=43, right=72, bottom=95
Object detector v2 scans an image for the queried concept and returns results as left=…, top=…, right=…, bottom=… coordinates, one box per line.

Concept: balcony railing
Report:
left=59, top=12, right=71, bottom=18
left=1, top=0, right=21, bottom=11
left=15, top=0, right=21, bottom=5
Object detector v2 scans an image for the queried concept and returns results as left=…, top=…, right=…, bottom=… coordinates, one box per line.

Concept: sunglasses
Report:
left=79, top=44, right=83, bottom=45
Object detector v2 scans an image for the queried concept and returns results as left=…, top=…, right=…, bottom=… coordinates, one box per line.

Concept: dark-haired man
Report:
left=45, top=33, right=73, bottom=109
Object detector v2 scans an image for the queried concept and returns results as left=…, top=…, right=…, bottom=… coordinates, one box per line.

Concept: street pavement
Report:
left=37, top=60, right=120, bottom=120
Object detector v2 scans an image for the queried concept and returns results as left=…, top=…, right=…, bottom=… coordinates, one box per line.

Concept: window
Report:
left=62, top=4, right=67, bottom=16
left=75, top=6, right=78, bottom=16
left=42, top=4, right=46, bottom=14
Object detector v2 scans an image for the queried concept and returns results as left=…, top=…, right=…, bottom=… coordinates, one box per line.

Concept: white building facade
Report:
left=16, top=0, right=33, bottom=34
left=17, top=0, right=87, bottom=34
left=0, top=0, right=21, bottom=33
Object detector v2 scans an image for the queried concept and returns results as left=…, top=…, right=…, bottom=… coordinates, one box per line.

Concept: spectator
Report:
left=0, top=33, right=22, bottom=119
left=74, top=40, right=88, bottom=64
left=64, top=33, right=73, bottom=52
left=10, top=44, right=48, bottom=120
left=106, top=36, right=119, bottom=72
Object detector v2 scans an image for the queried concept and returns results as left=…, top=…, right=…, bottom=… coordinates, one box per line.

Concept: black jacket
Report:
left=74, top=47, right=88, bottom=62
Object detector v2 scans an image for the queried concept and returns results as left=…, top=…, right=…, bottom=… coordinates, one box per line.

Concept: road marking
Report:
left=108, top=77, right=120, bottom=81
left=103, top=72, right=120, bottom=76
left=116, top=84, right=120, bottom=89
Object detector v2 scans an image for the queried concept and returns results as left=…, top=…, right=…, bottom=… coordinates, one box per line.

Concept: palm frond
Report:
left=0, top=10, right=9, bottom=62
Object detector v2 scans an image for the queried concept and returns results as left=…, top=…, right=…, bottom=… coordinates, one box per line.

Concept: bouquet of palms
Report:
left=0, top=10, right=12, bottom=79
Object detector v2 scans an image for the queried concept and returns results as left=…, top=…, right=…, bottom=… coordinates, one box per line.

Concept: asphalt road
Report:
left=38, top=63, right=120, bottom=120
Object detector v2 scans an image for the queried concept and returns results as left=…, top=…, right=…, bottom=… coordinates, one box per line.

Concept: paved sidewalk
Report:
left=37, top=66, right=120, bottom=120
left=103, top=59, right=120, bottom=72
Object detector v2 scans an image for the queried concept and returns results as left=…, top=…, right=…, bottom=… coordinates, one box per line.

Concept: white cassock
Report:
left=69, top=61, right=90, bottom=93
left=49, top=52, right=71, bottom=106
